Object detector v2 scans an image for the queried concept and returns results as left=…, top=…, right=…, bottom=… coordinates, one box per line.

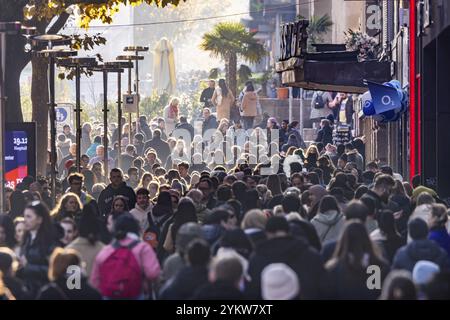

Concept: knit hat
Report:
left=412, top=186, right=437, bottom=201
left=408, top=218, right=429, bottom=240
left=412, top=260, right=440, bottom=286
left=261, top=263, right=300, bottom=300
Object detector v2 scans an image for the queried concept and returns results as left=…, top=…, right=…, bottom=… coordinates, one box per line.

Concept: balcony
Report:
left=276, top=20, right=392, bottom=93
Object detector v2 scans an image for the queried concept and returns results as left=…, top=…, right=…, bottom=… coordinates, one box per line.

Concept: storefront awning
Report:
left=276, top=57, right=392, bottom=94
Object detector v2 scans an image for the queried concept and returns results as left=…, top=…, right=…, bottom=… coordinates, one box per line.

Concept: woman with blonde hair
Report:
left=241, top=209, right=268, bottom=248
left=164, top=97, right=180, bottom=135
left=50, top=193, right=83, bottom=222
left=137, top=172, right=153, bottom=190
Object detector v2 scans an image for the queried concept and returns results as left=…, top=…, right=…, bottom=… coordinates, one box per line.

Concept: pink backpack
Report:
left=99, top=240, right=142, bottom=299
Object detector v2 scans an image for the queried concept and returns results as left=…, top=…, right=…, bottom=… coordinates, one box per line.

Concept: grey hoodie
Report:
left=311, top=210, right=345, bottom=244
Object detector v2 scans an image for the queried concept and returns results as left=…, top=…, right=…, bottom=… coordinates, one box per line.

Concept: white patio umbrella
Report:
left=152, top=37, right=176, bottom=94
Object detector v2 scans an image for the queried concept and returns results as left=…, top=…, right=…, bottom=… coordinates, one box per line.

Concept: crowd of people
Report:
left=1, top=81, right=450, bottom=300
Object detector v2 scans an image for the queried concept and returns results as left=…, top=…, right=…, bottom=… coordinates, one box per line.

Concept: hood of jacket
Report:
left=406, top=239, right=446, bottom=262
left=313, top=210, right=343, bottom=227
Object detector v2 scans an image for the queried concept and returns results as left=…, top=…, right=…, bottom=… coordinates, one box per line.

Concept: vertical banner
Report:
left=4, top=123, right=36, bottom=189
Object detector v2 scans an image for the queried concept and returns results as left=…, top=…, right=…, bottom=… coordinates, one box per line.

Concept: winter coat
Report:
left=139, top=122, right=153, bottom=142
left=241, top=92, right=258, bottom=117
left=159, top=266, right=209, bottom=300
left=392, top=239, right=450, bottom=272
left=66, top=237, right=104, bottom=278
left=288, top=128, right=307, bottom=149
left=429, top=227, right=450, bottom=257
left=212, top=88, right=235, bottom=121
left=316, top=126, right=333, bottom=146
left=97, top=182, right=137, bottom=216
left=57, top=139, right=71, bottom=158
left=144, top=137, right=171, bottom=165
left=163, top=105, right=178, bottom=136
left=20, top=235, right=57, bottom=298
left=325, top=259, right=390, bottom=300
left=86, top=143, right=100, bottom=159
left=161, top=253, right=186, bottom=283
left=202, top=115, right=218, bottom=135
left=36, top=277, right=101, bottom=300
left=175, top=122, right=195, bottom=142
left=346, top=149, right=364, bottom=171
left=246, top=236, right=326, bottom=299
left=130, top=204, right=153, bottom=234
left=281, top=135, right=300, bottom=153
left=370, top=229, right=406, bottom=263
left=3, top=276, right=31, bottom=300
left=90, top=235, right=161, bottom=294
left=118, top=153, right=135, bottom=173
left=311, top=210, right=345, bottom=244
left=192, top=281, right=244, bottom=300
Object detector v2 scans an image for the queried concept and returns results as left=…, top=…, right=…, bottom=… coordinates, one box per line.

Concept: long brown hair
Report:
left=326, top=220, right=385, bottom=271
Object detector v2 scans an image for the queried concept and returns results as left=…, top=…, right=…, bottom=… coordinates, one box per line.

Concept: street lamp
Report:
left=116, top=54, right=143, bottom=144
left=88, top=63, right=126, bottom=177
left=56, top=57, right=98, bottom=172
left=32, top=34, right=76, bottom=206
left=122, top=46, right=148, bottom=135
left=104, top=61, right=133, bottom=170
left=0, top=21, right=22, bottom=211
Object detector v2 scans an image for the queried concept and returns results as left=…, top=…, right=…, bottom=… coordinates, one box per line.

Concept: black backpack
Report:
left=314, top=92, right=325, bottom=109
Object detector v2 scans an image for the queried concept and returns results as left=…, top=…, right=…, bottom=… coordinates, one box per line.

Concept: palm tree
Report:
left=299, top=14, right=333, bottom=51
left=200, top=22, right=266, bottom=97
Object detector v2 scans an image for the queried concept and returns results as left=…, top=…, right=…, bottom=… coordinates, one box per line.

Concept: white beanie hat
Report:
left=412, top=260, right=440, bottom=286
left=261, top=263, right=300, bottom=300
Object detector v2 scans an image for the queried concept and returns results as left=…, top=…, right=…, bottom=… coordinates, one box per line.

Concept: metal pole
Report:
left=75, top=65, right=81, bottom=172
left=102, top=70, right=109, bottom=177
left=128, top=66, right=132, bottom=145
left=299, top=88, right=304, bottom=134
left=117, top=72, right=122, bottom=170
left=48, top=56, right=57, bottom=207
left=0, top=33, right=6, bottom=211
left=288, top=87, right=293, bottom=123
left=135, top=50, right=139, bottom=135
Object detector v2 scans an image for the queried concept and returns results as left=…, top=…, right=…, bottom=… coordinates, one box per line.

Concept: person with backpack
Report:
left=90, top=213, right=161, bottom=300
left=310, top=91, right=334, bottom=126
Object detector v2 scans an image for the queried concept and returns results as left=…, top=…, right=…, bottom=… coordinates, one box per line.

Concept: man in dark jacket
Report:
left=138, top=115, right=152, bottom=142
left=393, top=218, right=450, bottom=272
left=202, top=108, right=218, bottom=135
left=360, top=174, right=397, bottom=214
left=174, top=116, right=195, bottom=142
left=200, top=80, right=215, bottom=108
left=159, top=239, right=210, bottom=300
left=247, top=216, right=327, bottom=299
left=144, top=129, right=171, bottom=165
left=97, top=168, right=137, bottom=216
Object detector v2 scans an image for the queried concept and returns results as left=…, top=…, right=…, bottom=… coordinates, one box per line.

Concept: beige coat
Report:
left=241, top=92, right=258, bottom=117
left=67, top=237, right=104, bottom=277
left=212, top=87, right=235, bottom=121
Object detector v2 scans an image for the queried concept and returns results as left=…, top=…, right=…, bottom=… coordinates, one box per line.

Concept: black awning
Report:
left=276, top=58, right=392, bottom=94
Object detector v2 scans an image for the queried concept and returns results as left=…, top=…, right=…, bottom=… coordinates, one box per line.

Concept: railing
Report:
left=279, top=19, right=309, bottom=61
